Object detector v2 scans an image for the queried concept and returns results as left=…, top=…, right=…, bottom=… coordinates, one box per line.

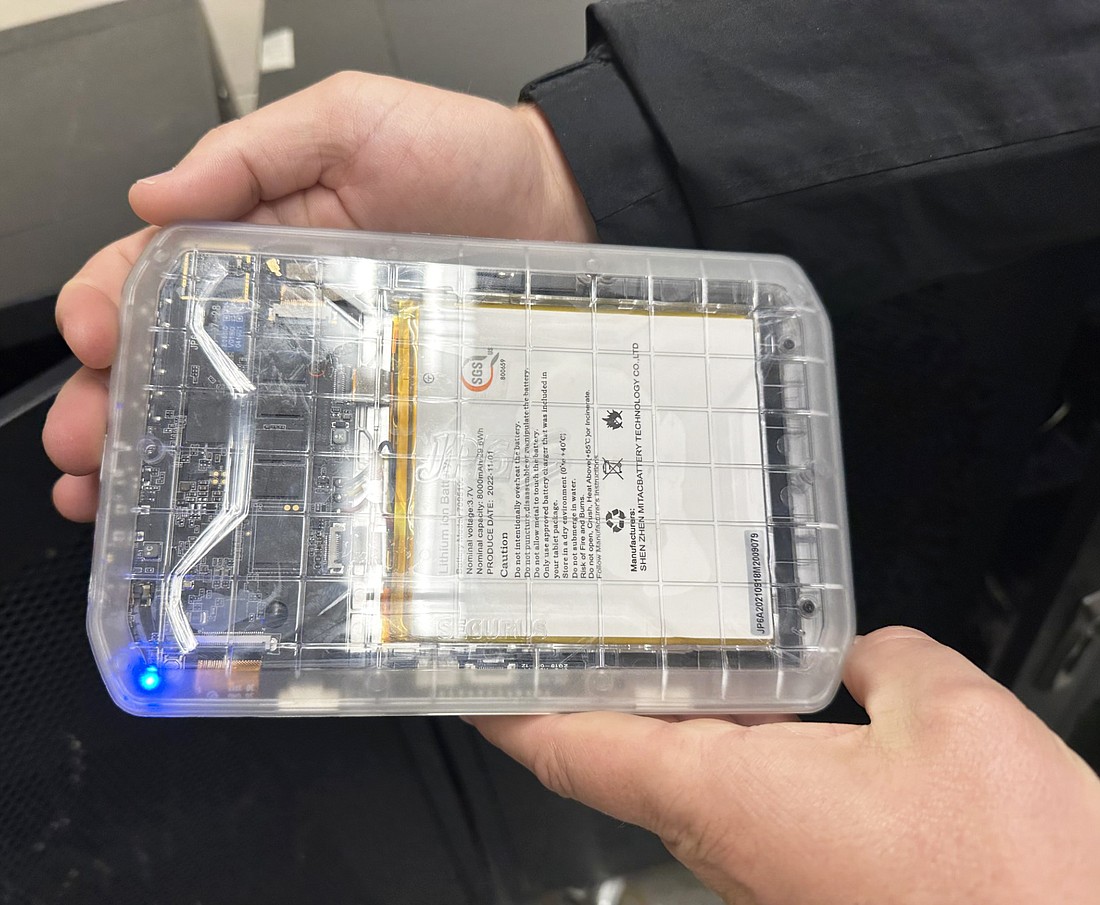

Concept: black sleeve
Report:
left=521, top=0, right=1100, bottom=311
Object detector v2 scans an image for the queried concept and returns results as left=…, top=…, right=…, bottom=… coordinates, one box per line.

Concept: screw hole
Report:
left=798, top=598, right=817, bottom=617
left=591, top=670, right=615, bottom=693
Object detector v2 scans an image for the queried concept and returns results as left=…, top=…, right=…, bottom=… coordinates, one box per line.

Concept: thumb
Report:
left=842, top=626, right=1010, bottom=733
left=129, top=72, right=371, bottom=224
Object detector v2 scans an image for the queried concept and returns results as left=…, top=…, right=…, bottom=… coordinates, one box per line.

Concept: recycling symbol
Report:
left=605, top=509, right=626, bottom=532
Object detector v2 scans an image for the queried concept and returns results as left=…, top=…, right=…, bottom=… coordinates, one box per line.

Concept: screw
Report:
left=798, top=598, right=817, bottom=616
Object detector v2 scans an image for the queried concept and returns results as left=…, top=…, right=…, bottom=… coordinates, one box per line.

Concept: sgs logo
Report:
left=460, top=351, right=500, bottom=392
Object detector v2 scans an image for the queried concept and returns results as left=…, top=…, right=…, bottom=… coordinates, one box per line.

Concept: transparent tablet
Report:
left=89, top=223, right=854, bottom=715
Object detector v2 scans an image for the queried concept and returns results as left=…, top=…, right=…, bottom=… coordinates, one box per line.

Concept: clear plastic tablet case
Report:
left=89, top=223, right=854, bottom=715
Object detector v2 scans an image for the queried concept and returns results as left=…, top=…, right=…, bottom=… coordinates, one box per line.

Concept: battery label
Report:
left=404, top=301, right=772, bottom=644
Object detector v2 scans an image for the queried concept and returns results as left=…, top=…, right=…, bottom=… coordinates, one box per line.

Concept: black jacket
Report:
left=523, top=0, right=1100, bottom=315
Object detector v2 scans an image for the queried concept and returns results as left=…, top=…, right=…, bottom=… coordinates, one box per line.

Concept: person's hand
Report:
left=44, top=72, right=595, bottom=520
left=470, top=627, right=1100, bottom=905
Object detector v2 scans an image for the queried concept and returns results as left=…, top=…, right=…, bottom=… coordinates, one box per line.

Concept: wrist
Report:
left=515, top=103, right=597, bottom=243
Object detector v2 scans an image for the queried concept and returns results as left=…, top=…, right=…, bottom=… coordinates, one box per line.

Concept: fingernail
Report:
left=135, top=168, right=174, bottom=186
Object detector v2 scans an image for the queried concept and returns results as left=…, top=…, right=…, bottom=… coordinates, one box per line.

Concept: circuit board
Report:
left=90, top=224, right=853, bottom=715
left=129, top=250, right=396, bottom=693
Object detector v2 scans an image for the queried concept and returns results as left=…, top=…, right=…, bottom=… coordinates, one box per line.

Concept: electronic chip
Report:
left=182, top=394, right=231, bottom=444
left=250, top=516, right=305, bottom=573
left=256, top=393, right=311, bottom=451
left=252, top=461, right=306, bottom=501
left=217, top=302, right=249, bottom=353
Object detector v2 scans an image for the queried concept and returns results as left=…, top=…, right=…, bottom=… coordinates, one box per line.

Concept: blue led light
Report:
left=138, top=665, right=163, bottom=692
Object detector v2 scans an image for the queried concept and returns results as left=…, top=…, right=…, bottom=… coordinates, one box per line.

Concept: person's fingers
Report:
left=664, top=712, right=861, bottom=742
left=52, top=473, right=100, bottom=522
left=129, top=72, right=377, bottom=224
left=726, top=712, right=798, bottom=726
left=42, top=368, right=109, bottom=475
left=469, top=712, right=746, bottom=835
left=656, top=712, right=798, bottom=726
left=56, top=228, right=156, bottom=370
left=843, top=626, right=1006, bottom=732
